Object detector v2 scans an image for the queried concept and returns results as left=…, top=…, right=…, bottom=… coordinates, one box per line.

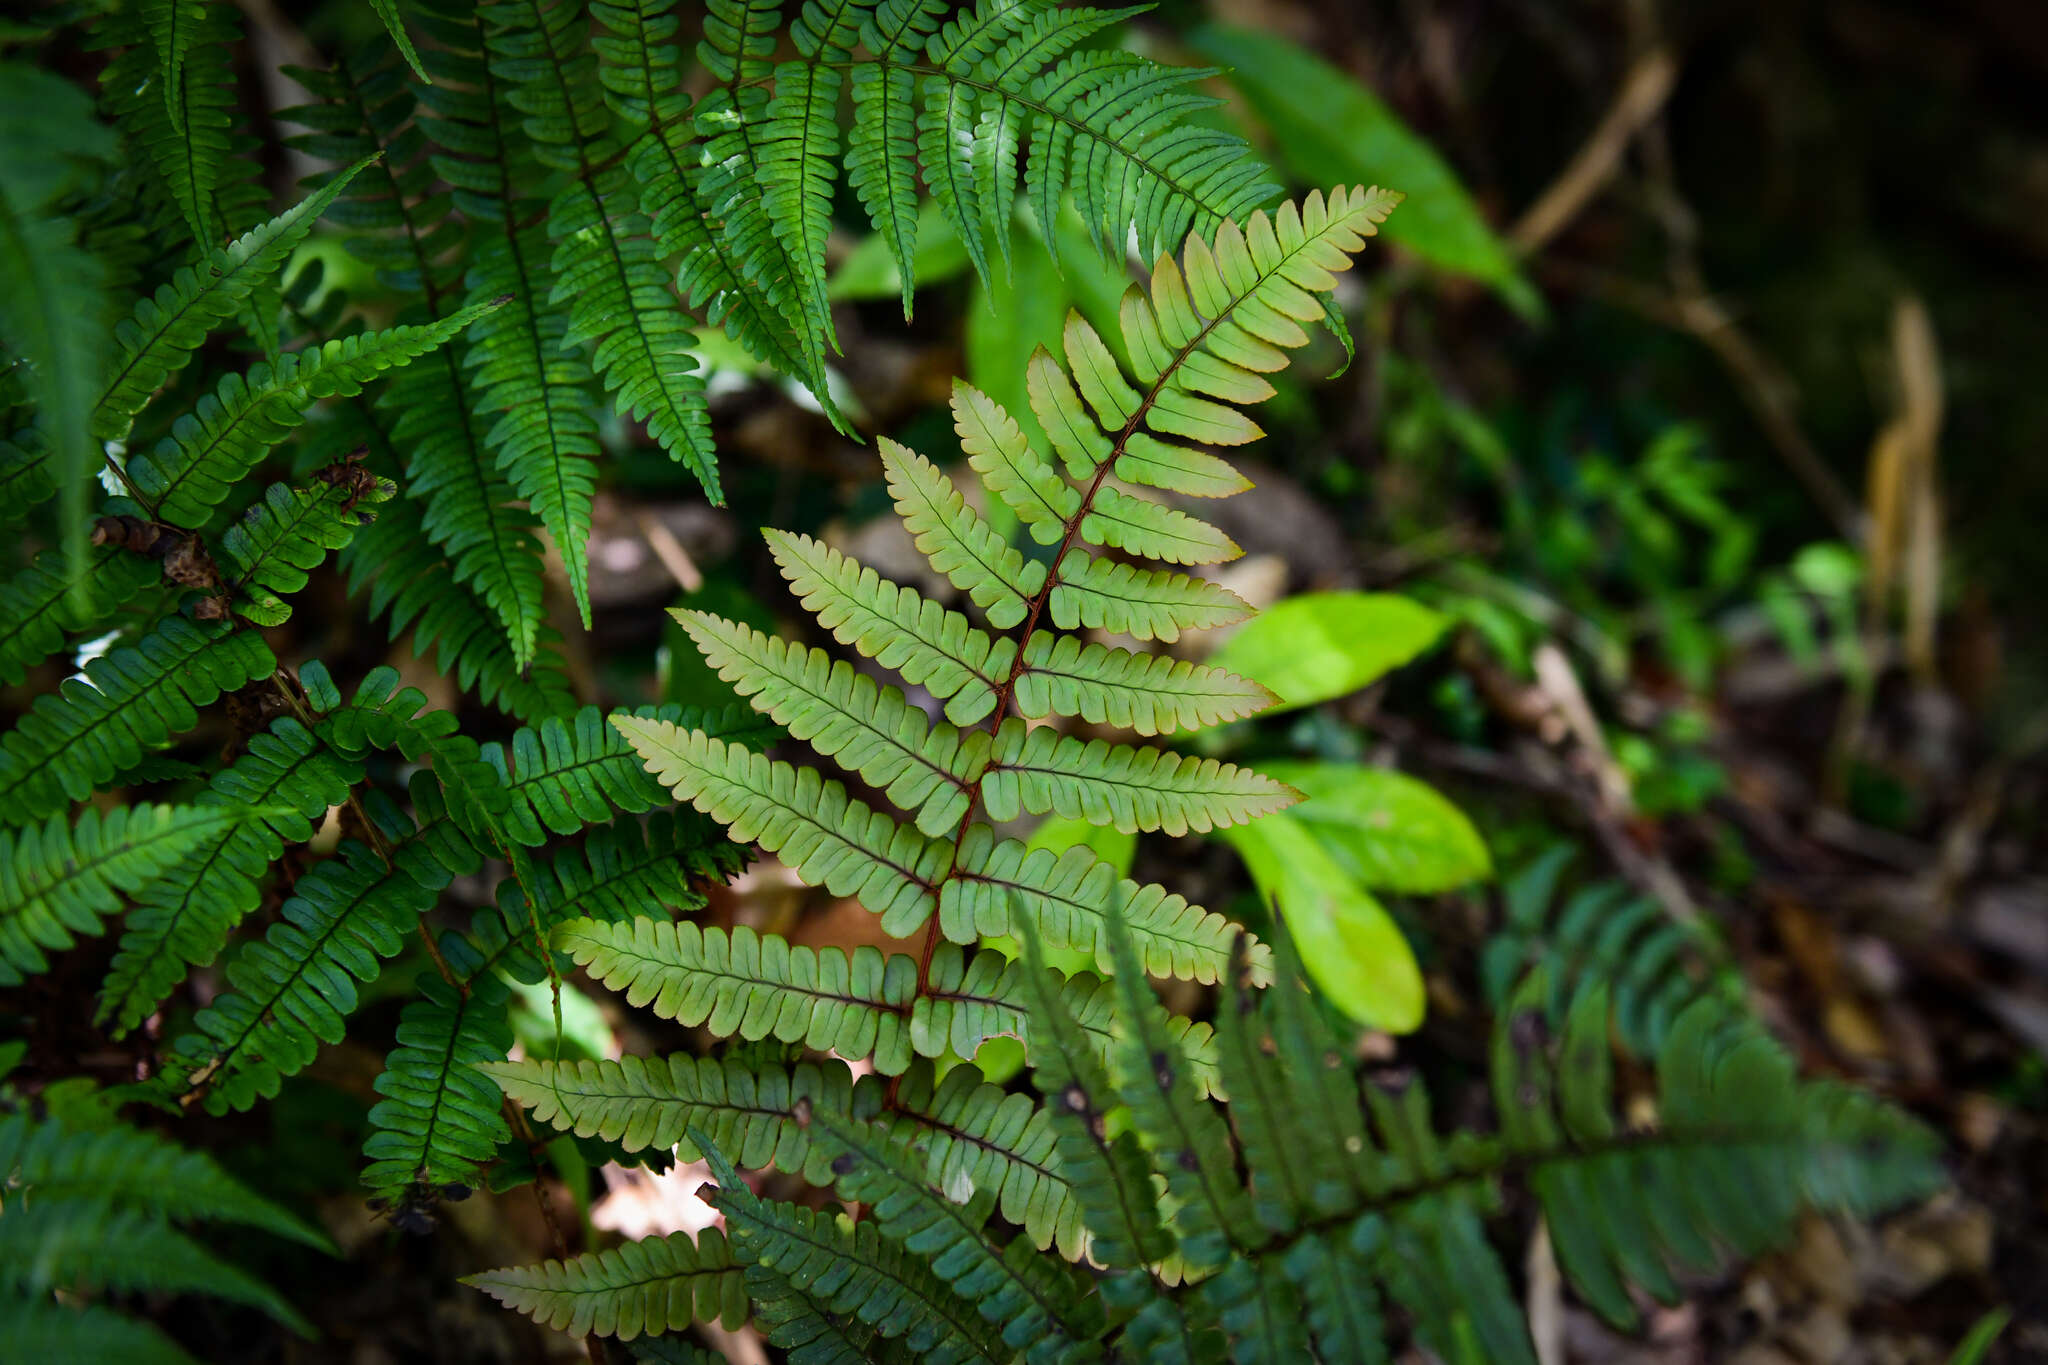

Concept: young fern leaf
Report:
left=616, top=195, right=1392, bottom=1058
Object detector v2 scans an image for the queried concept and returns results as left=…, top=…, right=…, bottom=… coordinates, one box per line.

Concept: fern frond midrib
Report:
left=902, top=206, right=1345, bottom=999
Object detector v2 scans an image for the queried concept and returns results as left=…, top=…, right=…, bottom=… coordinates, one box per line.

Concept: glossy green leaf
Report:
left=1222, top=812, right=1423, bottom=1032
left=1206, top=591, right=1449, bottom=712
left=1260, top=761, right=1490, bottom=893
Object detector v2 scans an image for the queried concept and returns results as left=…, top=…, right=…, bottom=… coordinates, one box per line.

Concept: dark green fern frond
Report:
left=0, top=434, right=56, bottom=530
left=484, top=0, right=717, bottom=539
left=0, top=803, right=244, bottom=986
left=154, top=784, right=480, bottom=1112
left=218, top=474, right=397, bottom=625
left=284, top=42, right=554, bottom=666
left=98, top=711, right=364, bottom=1035
left=125, top=298, right=502, bottom=530
left=1480, top=845, right=1742, bottom=1055
left=95, top=0, right=262, bottom=253
left=701, top=1135, right=1011, bottom=1365
left=0, top=1111, right=327, bottom=1358
left=807, top=1106, right=1103, bottom=1362
left=344, top=487, right=576, bottom=723
left=362, top=965, right=515, bottom=1205
left=0, top=66, right=118, bottom=581
left=93, top=156, right=376, bottom=445
left=0, top=543, right=162, bottom=688
left=0, top=614, right=272, bottom=825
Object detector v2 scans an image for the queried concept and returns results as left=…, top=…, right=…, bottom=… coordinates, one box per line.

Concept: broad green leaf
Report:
left=1260, top=761, right=1490, bottom=893
left=1206, top=591, right=1448, bottom=712
left=1192, top=25, right=1539, bottom=318
left=1221, top=812, right=1423, bottom=1032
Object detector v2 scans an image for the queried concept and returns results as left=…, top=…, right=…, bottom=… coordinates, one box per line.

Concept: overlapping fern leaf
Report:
left=478, top=907, right=1942, bottom=1361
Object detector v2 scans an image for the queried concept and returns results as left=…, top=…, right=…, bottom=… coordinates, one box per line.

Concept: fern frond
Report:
left=0, top=1111, right=328, bottom=1249
left=0, top=1300, right=199, bottom=1365
left=0, top=434, right=56, bottom=530
left=98, top=714, right=364, bottom=1034
left=485, top=808, right=745, bottom=980
left=465, top=1227, right=748, bottom=1340
left=615, top=717, right=949, bottom=936
left=362, top=967, right=514, bottom=1203
left=0, top=544, right=161, bottom=688
left=702, top=1136, right=1009, bottom=1365
left=807, top=1107, right=1103, bottom=1361
left=96, top=0, right=260, bottom=252
left=0, top=66, right=117, bottom=577
left=485, top=0, right=716, bottom=508
left=1099, top=896, right=1256, bottom=1272
left=1016, top=923, right=1178, bottom=1291
left=676, top=611, right=985, bottom=836
left=345, top=490, right=576, bottom=723
left=0, top=804, right=240, bottom=986
left=155, top=793, right=480, bottom=1112
left=0, top=1203, right=310, bottom=1333
left=1481, top=846, right=1740, bottom=1056
left=984, top=723, right=1295, bottom=836
left=93, top=157, right=375, bottom=444
left=369, top=0, right=430, bottom=81
left=0, top=615, right=272, bottom=825
left=127, top=299, right=501, bottom=529
left=218, top=476, right=395, bottom=625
